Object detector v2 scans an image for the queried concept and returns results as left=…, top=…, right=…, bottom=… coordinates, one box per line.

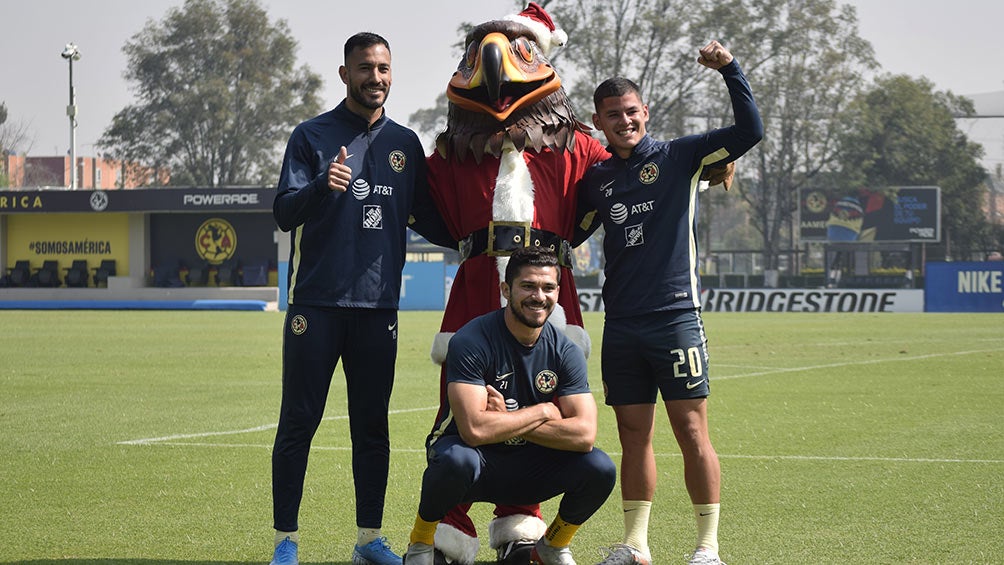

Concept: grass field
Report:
left=1, top=310, right=1001, bottom=564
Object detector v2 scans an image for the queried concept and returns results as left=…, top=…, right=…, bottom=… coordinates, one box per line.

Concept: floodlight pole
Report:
left=62, top=43, right=81, bottom=190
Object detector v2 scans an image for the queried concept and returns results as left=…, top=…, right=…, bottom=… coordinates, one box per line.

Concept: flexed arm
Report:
left=448, top=382, right=560, bottom=447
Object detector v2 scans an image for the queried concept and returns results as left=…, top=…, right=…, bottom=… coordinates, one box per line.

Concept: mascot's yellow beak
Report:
left=447, top=31, right=562, bottom=122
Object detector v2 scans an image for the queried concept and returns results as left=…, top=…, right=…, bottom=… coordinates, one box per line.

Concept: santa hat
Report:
left=503, top=2, right=568, bottom=56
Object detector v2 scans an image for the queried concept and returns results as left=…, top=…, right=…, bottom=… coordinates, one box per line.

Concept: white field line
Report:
left=116, top=405, right=435, bottom=445
left=122, top=441, right=1004, bottom=464
left=117, top=348, right=1004, bottom=464
left=714, top=347, right=1002, bottom=381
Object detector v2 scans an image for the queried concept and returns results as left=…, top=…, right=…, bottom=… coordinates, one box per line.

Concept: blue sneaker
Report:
left=353, top=536, right=403, bottom=565
left=270, top=536, right=298, bottom=565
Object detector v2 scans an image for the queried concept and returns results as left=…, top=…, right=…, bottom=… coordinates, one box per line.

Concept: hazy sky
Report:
left=3, top=0, right=1003, bottom=163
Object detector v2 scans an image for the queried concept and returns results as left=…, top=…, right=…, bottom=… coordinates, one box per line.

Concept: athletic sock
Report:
left=410, top=515, right=440, bottom=546
left=275, top=530, right=299, bottom=547
left=357, top=527, right=382, bottom=546
left=622, top=500, right=652, bottom=557
left=693, top=503, right=720, bottom=554
left=543, top=514, right=580, bottom=548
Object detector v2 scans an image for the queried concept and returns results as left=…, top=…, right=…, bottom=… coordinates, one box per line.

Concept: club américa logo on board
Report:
left=195, top=218, right=237, bottom=265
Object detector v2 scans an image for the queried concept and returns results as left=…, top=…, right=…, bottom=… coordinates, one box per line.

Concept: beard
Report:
left=349, top=79, right=388, bottom=110
left=507, top=299, right=553, bottom=329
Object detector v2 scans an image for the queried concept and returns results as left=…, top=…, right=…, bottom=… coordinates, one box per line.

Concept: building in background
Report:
left=1, top=154, right=168, bottom=189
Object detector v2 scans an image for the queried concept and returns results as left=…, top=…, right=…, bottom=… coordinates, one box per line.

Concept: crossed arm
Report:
left=448, top=382, right=598, bottom=453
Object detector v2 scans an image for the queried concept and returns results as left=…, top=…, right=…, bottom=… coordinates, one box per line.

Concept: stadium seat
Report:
left=64, top=260, right=90, bottom=288
left=214, top=259, right=240, bottom=286
left=6, top=260, right=32, bottom=287
left=241, top=259, right=270, bottom=286
left=92, top=259, right=117, bottom=287
left=184, top=262, right=210, bottom=286
left=34, top=260, right=62, bottom=287
left=152, top=263, right=184, bottom=287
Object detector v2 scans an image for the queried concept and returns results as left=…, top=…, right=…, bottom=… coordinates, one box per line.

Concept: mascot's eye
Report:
left=513, top=37, right=534, bottom=63
left=465, top=41, right=478, bottom=68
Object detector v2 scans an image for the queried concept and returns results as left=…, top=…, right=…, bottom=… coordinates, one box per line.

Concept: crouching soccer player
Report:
left=403, top=246, right=616, bottom=565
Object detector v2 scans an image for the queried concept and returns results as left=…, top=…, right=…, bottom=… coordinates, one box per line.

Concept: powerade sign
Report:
left=924, top=261, right=1004, bottom=312
left=0, top=188, right=272, bottom=213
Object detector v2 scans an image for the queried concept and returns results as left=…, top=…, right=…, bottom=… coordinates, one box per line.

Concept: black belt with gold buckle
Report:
left=459, top=221, right=573, bottom=269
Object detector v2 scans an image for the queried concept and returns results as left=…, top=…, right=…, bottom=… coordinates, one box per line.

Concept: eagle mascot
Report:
left=424, top=4, right=735, bottom=563
left=424, top=4, right=606, bottom=564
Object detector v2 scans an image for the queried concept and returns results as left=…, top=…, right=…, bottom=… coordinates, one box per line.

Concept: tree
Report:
left=409, top=92, right=450, bottom=151
left=714, top=0, right=876, bottom=271
left=98, top=0, right=322, bottom=187
left=547, top=0, right=725, bottom=137
left=0, top=102, right=34, bottom=155
left=838, top=75, right=991, bottom=260
left=1, top=102, right=36, bottom=187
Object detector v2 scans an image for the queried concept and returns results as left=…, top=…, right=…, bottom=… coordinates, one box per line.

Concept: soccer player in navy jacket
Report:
left=269, top=32, right=453, bottom=565
left=576, top=41, right=763, bottom=565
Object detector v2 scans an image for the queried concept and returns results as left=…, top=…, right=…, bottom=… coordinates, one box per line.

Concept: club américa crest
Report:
left=195, top=218, right=237, bottom=265
left=389, top=150, right=406, bottom=173
left=535, top=370, right=558, bottom=394
left=639, top=162, right=659, bottom=184
left=290, top=314, right=307, bottom=335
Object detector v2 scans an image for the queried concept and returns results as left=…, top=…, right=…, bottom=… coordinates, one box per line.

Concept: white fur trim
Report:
left=563, top=323, right=591, bottom=359
left=435, top=522, right=481, bottom=565
left=502, top=15, right=566, bottom=56
left=431, top=331, right=455, bottom=365
left=494, top=141, right=534, bottom=305
left=547, top=305, right=590, bottom=357
left=548, top=302, right=567, bottom=331
left=487, top=514, right=548, bottom=549
left=495, top=142, right=534, bottom=226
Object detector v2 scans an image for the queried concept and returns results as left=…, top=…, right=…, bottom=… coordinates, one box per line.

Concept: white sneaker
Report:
left=597, top=544, right=651, bottom=565
left=687, top=547, right=724, bottom=565
left=403, top=543, right=435, bottom=565
left=530, top=538, right=576, bottom=565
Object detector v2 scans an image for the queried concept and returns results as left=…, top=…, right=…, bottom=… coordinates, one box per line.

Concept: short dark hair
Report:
left=593, top=77, right=642, bottom=110
left=504, top=246, right=560, bottom=286
left=344, top=32, right=390, bottom=61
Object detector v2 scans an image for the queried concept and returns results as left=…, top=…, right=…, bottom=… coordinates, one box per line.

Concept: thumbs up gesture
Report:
left=327, top=146, right=351, bottom=192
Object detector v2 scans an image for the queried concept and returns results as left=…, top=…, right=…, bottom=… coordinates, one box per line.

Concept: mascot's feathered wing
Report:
left=425, top=4, right=609, bottom=564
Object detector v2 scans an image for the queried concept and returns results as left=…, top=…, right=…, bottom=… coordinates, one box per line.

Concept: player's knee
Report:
left=583, top=449, right=618, bottom=493
left=429, top=442, right=480, bottom=485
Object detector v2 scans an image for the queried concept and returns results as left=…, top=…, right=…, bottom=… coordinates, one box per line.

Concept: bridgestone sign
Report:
left=576, top=288, right=925, bottom=313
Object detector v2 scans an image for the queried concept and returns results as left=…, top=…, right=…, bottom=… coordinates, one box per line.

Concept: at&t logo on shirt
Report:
left=352, top=178, right=371, bottom=200
left=610, top=203, right=629, bottom=224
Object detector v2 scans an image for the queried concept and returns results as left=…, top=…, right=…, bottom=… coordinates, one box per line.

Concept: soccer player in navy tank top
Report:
left=576, top=41, right=763, bottom=565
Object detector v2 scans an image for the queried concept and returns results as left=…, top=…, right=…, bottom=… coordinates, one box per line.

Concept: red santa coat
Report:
left=427, top=130, right=608, bottom=360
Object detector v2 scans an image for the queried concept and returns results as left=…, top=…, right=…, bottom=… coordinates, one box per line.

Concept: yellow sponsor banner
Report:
left=6, top=213, right=130, bottom=273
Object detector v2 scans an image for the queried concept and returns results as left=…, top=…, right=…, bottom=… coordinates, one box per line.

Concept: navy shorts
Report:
left=601, top=308, right=711, bottom=405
